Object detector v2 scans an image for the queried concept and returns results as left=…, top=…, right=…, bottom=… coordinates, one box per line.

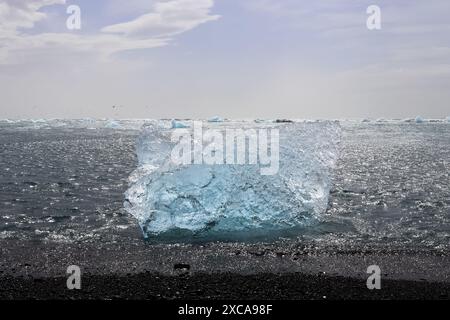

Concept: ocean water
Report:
left=0, top=120, right=449, bottom=250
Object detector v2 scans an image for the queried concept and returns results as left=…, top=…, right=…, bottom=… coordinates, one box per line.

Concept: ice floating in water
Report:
left=124, top=120, right=341, bottom=239
left=104, top=120, right=121, bottom=128
left=208, top=116, right=224, bottom=122
left=0, top=119, right=150, bottom=130
left=415, top=116, right=426, bottom=123
left=171, top=119, right=190, bottom=128
left=446, top=116, right=450, bottom=123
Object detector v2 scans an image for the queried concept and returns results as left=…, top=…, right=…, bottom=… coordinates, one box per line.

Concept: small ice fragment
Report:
left=415, top=116, right=426, bottom=123
left=255, top=119, right=273, bottom=124
left=171, top=119, right=190, bottom=128
left=105, top=120, right=121, bottom=128
left=446, top=116, right=450, bottom=123
left=207, top=116, right=223, bottom=123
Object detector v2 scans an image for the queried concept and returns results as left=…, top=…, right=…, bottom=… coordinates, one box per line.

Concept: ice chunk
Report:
left=208, top=116, right=224, bottom=122
left=105, top=120, right=121, bottom=128
left=171, top=119, right=190, bottom=128
left=415, top=116, right=426, bottom=123
left=254, top=119, right=267, bottom=123
left=446, top=116, right=450, bottom=123
left=124, top=120, right=341, bottom=239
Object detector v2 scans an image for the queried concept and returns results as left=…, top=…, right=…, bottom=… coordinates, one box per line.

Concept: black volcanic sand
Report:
left=1, top=272, right=449, bottom=300
left=1, top=239, right=450, bottom=300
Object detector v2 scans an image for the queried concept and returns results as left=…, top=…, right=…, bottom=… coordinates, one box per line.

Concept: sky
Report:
left=0, top=0, right=449, bottom=119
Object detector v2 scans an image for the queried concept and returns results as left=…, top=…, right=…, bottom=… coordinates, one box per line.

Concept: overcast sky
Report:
left=1, top=0, right=449, bottom=119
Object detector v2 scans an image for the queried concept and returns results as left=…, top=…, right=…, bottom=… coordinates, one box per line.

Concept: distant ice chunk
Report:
left=171, top=119, right=190, bottom=128
left=105, top=120, right=121, bottom=129
left=446, top=116, right=450, bottom=123
left=124, top=121, right=341, bottom=239
left=208, top=116, right=224, bottom=123
left=415, top=116, right=426, bottom=123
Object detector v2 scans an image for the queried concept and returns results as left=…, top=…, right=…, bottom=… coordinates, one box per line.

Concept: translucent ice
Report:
left=171, top=119, right=190, bottom=128
left=415, top=116, right=426, bottom=123
left=124, top=120, right=341, bottom=239
left=208, top=116, right=224, bottom=122
left=105, top=120, right=121, bottom=128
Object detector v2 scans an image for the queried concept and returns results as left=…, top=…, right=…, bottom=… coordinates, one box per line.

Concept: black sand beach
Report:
left=1, top=272, right=449, bottom=300
left=1, top=238, right=449, bottom=300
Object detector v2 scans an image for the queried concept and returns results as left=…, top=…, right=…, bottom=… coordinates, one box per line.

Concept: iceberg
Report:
left=446, top=116, right=450, bottom=123
left=415, top=116, right=426, bottom=123
left=171, top=119, right=190, bottom=128
left=124, top=120, right=341, bottom=239
left=208, top=116, right=224, bottom=123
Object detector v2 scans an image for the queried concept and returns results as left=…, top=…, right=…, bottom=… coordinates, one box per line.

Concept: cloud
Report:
left=0, top=0, right=219, bottom=65
left=1, top=33, right=169, bottom=66
left=102, top=0, right=220, bottom=37
left=0, top=0, right=61, bottom=38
